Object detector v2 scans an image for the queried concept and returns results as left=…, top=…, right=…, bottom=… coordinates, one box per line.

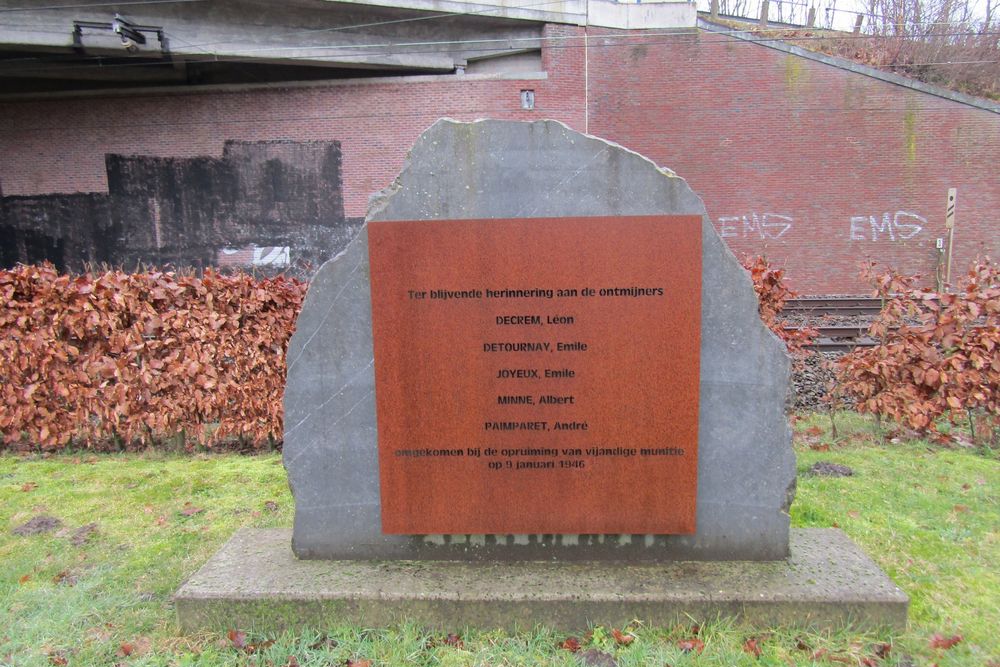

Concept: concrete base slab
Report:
left=174, top=528, right=908, bottom=632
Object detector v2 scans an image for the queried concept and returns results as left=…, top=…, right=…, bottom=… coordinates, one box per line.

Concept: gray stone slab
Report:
left=174, top=527, right=909, bottom=632
left=283, top=118, right=794, bottom=561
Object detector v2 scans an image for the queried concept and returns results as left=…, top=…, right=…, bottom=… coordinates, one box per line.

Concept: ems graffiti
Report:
left=717, top=213, right=794, bottom=240
left=850, top=211, right=925, bottom=242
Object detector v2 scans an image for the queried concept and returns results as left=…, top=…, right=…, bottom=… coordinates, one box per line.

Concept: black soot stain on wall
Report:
left=1, top=140, right=360, bottom=275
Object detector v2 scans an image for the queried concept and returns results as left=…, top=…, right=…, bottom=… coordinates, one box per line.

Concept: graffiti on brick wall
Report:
left=714, top=210, right=926, bottom=244
left=717, top=212, right=793, bottom=240
left=217, top=245, right=291, bottom=268
left=849, top=211, right=925, bottom=242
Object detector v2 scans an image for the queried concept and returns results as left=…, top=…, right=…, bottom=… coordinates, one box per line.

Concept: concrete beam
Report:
left=587, top=0, right=697, bottom=29
left=0, top=0, right=692, bottom=93
left=0, top=0, right=697, bottom=64
left=330, top=0, right=697, bottom=28
left=0, top=61, right=187, bottom=83
left=329, top=0, right=591, bottom=25
left=0, top=0, right=547, bottom=73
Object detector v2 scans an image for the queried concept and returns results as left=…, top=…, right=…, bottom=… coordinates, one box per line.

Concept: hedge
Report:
left=1, top=265, right=305, bottom=450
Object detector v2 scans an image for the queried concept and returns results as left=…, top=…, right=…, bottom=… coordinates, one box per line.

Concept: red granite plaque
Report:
left=368, top=216, right=702, bottom=535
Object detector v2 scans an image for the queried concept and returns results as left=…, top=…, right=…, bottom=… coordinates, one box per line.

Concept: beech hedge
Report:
left=1, top=264, right=306, bottom=450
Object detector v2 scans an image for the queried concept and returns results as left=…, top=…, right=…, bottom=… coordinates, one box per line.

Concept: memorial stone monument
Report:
left=175, top=119, right=908, bottom=631
left=284, top=118, right=793, bottom=561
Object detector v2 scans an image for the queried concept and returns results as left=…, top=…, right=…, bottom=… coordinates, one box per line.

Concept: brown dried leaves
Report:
left=0, top=265, right=306, bottom=450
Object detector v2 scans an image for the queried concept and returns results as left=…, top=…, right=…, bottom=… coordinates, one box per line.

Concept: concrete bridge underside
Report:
left=0, top=0, right=694, bottom=95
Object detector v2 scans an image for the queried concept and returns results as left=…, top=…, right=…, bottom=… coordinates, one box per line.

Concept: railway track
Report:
left=783, top=297, right=883, bottom=317
left=804, top=336, right=879, bottom=352
left=781, top=296, right=883, bottom=351
left=782, top=327, right=880, bottom=351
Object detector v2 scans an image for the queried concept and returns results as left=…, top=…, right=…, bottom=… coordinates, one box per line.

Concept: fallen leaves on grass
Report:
left=227, top=629, right=248, bottom=650
left=43, top=646, right=69, bottom=666
left=611, top=628, right=634, bottom=646
left=677, top=638, right=704, bottom=654
left=742, top=636, right=763, bottom=657
left=223, top=630, right=279, bottom=657
left=558, top=636, right=581, bottom=652
left=929, top=633, right=962, bottom=649
left=425, top=633, right=464, bottom=650
left=179, top=502, right=204, bottom=516
left=117, top=637, right=151, bottom=657
left=18, top=574, right=30, bottom=584
left=52, top=570, right=77, bottom=586
left=345, top=658, right=372, bottom=667
left=283, top=656, right=299, bottom=667
left=264, top=500, right=279, bottom=512
left=21, top=482, right=37, bottom=492
left=872, top=642, right=891, bottom=659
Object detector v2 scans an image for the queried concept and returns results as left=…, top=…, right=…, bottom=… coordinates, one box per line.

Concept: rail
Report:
left=781, top=296, right=883, bottom=351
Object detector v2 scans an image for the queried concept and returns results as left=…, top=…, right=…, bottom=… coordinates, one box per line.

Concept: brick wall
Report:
left=1, top=23, right=996, bottom=293
left=587, top=28, right=999, bottom=294
left=0, top=24, right=585, bottom=217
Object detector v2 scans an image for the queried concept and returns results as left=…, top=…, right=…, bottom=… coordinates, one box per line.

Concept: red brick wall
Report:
left=1, top=23, right=996, bottom=293
left=0, top=23, right=586, bottom=219
left=587, top=28, right=999, bottom=294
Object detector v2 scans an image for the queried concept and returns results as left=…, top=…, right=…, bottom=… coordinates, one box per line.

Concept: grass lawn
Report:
left=1, top=412, right=997, bottom=666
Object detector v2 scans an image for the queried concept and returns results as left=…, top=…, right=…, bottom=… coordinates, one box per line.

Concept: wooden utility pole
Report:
left=759, top=0, right=769, bottom=27
left=711, top=0, right=720, bottom=19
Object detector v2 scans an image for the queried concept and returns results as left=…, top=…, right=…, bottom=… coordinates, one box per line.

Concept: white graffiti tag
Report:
left=217, top=244, right=291, bottom=268
left=717, top=213, right=793, bottom=240
left=849, top=211, right=925, bottom=242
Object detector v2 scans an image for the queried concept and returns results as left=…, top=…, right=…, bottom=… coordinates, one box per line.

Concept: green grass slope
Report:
left=1, top=413, right=997, bottom=666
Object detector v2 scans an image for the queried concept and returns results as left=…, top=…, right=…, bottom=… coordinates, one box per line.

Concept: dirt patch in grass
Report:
left=69, top=522, right=98, bottom=546
left=809, top=462, right=855, bottom=477
left=11, top=514, right=62, bottom=535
